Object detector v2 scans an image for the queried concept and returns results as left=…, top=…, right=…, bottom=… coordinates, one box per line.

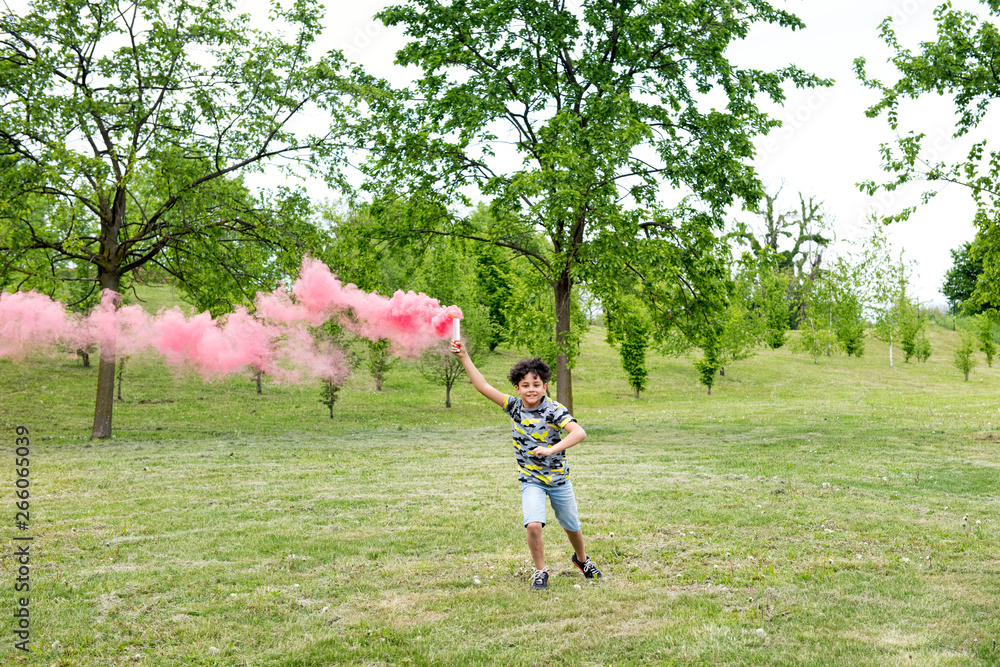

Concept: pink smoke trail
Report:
left=1, top=258, right=462, bottom=382
left=0, top=291, right=72, bottom=359
left=256, top=257, right=463, bottom=356
left=269, top=326, right=351, bottom=384
left=152, top=306, right=281, bottom=378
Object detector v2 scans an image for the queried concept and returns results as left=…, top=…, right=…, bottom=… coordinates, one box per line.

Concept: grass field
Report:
left=2, top=287, right=1000, bottom=665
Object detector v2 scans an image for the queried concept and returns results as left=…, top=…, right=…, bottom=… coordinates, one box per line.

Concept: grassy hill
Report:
left=0, top=319, right=998, bottom=665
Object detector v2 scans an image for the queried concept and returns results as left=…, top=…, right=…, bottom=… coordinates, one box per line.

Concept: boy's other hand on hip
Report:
left=531, top=446, right=554, bottom=457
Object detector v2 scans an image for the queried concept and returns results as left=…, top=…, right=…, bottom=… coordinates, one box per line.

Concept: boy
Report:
left=451, top=341, right=602, bottom=590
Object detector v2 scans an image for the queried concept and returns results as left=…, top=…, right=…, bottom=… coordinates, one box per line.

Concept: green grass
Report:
left=2, top=292, right=1000, bottom=665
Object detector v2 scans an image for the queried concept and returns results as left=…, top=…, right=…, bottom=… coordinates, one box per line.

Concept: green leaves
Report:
left=369, top=0, right=829, bottom=243
left=954, top=330, right=979, bottom=380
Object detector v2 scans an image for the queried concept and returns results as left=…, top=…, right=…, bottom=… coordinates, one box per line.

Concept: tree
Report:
left=898, top=300, right=925, bottom=363
left=0, top=0, right=358, bottom=438
left=115, top=356, right=127, bottom=401
left=954, top=331, right=979, bottom=381
left=977, top=313, right=997, bottom=367
left=834, top=283, right=866, bottom=357
left=316, top=321, right=357, bottom=417
left=816, top=252, right=869, bottom=358
left=360, top=0, right=828, bottom=411
left=837, top=315, right=866, bottom=357
left=870, top=263, right=910, bottom=370
left=502, top=250, right=589, bottom=375
left=420, top=308, right=490, bottom=408
left=797, top=256, right=853, bottom=362
left=857, top=3, right=1000, bottom=315
left=795, top=261, right=838, bottom=364
left=365, top=339, right=397, bottom=392
left=760, top=267, right=790, bottom=349
left=326, top=202, right=514, bottom=401
left=797, top=316, right=838, bottom=364
left=695, top=324, right=724, bottom=396
left=319, top=380, right=341, bottom=418
left=942, top=242, right=985, bottom=315
left=714, top=250, right=787, bottom=354
left=915, top=336, right=932, bottom=363
left=860, top=223, right=913, bottom=369
left=718, top=253, right=768, bottom=373
left=730, top=188, right=831, bottom=327
left=411, top=234, right=492, bottom=407
left=468, top=205, right=514, bottom=352
left=605, top=295, right=652, bottom=398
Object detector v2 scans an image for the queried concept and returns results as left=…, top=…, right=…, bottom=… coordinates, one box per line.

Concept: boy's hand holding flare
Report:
left=531, top=419, right=585, bottom=457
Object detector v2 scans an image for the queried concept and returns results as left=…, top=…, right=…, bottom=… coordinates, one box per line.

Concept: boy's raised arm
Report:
left=451, top=341, right=506, bottom=407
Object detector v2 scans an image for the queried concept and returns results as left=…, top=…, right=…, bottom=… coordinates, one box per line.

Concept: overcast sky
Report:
left=313, top=0, right=989, bottom=307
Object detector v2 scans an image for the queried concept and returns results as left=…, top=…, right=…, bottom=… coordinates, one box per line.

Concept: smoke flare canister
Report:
left=452, top=318, right=461, bottom=342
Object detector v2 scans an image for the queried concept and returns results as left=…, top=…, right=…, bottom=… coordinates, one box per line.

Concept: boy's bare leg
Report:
left=526, top=522, right=545, bottom=570
left=565, top=529, right=586, bottom=563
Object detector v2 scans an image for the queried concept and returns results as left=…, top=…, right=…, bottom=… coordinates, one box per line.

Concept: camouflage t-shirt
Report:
left=502, top=394, right=576, bottom=486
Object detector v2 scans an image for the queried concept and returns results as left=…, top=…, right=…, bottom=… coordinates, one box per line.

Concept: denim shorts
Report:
left=520, top=479, right=581, bottom=532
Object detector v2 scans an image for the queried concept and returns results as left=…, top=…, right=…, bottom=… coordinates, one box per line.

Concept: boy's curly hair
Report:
left=508, top=357, right=552, bottom=386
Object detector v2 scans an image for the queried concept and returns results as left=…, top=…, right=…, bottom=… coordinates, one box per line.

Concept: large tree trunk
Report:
left=554, top=269, right=573, bottom=412
left=91, top=190, right=125, bottom=440
left=91, top=269, right=120, bottom=439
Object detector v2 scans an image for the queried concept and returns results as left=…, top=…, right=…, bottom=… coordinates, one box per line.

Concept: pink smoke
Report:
left=270, top=326, right=351, bottom=384
left=258, top=257, right=463, bottom=356
left=0, top=291, right=72, bottom=359
left=74, top=291, right=156, bottom=360
left=152, top=307, right=280, bottom=378
left=0, top=257, right=461, bottom=384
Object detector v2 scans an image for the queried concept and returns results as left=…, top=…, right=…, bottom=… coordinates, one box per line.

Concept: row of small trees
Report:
left=598, top=191, right=1000, bottom=396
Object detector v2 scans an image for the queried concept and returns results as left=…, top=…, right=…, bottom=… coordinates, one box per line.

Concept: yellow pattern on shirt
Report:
left=503, top=394, right=575, bottom=486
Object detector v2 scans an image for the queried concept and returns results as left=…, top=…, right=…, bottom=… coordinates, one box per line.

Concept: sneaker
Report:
left=530, top=569, right=549, bottom=590
left=572, top=553, right=602, bottom=579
